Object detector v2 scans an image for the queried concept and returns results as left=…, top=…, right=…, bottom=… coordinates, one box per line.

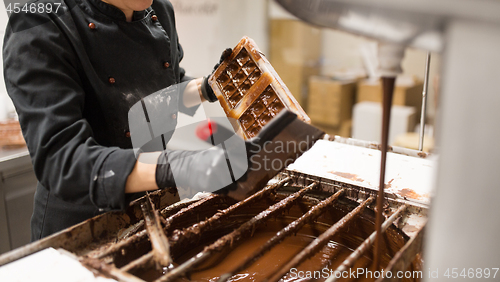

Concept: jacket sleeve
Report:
left=3, top=11, right=136, bottom=212
left=176, top=42, right=200, bottom=116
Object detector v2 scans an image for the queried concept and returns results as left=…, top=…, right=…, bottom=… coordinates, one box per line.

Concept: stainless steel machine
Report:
left=275, top=0, right=500, bottom=279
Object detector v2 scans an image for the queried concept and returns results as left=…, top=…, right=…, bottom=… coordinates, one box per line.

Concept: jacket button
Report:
left=108, top=77, right=116, bottom=84
left=88, top=22, right=96, bottom=30
left=125, top=131, right=131, bottom=138
left=163, top=62, right=170, bottom=68
left=171, top=113, right=177, bottom=119
left=151, top=15, right=158, bottom=21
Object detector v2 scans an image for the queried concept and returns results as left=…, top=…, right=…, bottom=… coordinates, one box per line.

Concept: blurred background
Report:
left=0, top=0, right=440, bottom=152
left=168, top=0, right=439, bottom=152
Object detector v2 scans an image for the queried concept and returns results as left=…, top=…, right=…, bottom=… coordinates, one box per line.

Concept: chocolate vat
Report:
left=0, top=172, right=425, bottom=282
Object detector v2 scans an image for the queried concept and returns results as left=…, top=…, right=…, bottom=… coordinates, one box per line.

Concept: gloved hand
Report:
left=155, top=110, right=323, bottom=200
left=155, top=130, right=249, bottom=198
left=201, top=48, right=233, bottom=103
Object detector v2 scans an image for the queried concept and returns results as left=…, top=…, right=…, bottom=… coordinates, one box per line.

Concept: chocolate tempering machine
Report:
left=1, top=0, right=500, bottom=281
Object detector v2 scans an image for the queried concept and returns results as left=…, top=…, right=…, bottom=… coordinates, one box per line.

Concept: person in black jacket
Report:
left=3, top=0, right=247, bottom=240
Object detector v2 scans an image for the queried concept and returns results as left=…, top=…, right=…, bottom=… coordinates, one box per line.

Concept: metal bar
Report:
left=418, top=52, right=432, bottom=152
left=96, top=230, right=147, bottom=260
left=141, top=194, right=172, bottom=267
left=117, top=220, right=144, bottom=241
left=169, top=177, right=291, bottom=246
left=155, top=182, right=317, bottom=282
left=218, top=188, right=346, bottom=282
left=116, top=178, right=292, bottom=274
left=332, top=136, right=430, bottom=158
left=325, top=204, right=408, bottom=282
left=115, top=193, right=198, bottom=242
left=266, top=196, right=375, bottom=282
left=374, top=77, right=396, bottom=270
left=96, top=194, right=220, bottom=259
left=120, top=252, right=154, bottom=273
left=158, top=197, right=200, bottom=217
left=375, top=225, right=426, bottom=282
left=162, top=194, right=220, bottom=229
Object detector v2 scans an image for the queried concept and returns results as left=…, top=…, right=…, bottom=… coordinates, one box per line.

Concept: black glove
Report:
left=201, top=48, right=233, bottom=103
left=155, top=129, right=248, bottom=198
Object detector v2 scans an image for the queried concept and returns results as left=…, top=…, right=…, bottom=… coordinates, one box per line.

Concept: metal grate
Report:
left=0, top=173, right=426, bottom=282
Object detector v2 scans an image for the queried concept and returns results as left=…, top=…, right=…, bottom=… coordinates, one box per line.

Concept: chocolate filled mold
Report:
left=222, top=83, right=237, bottom=99
left=229, top=92, right=244, bottom=108
left=261, top=86, right=277, bottom=105
left=226, top=62, right=240, bottom=78
left=239, top=112, right=255, bottom=130
left=248, top=69, right=261, bottom=83
left=237, top=85, right=285, bottom=138
left=208, top=36, right=311, bottom=140
left=236, top=49, right=250, bottom=66
left=258, top=110, right=274, bottom=126
left=233, top=72, right=247, bottom=85
left=247, top=123, right=261, bottom=138
left=216, top=73, right=230, bottom=87
left=242, top=61, right=258, bottom=76
left=239, top=80, right=252, bottom=95
left=269, top=99, right=285, bottom=114
left=249, top=101, right=266, bottom=117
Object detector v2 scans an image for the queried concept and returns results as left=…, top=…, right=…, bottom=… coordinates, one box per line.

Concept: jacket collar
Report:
left=87, top=0, right=148, bottom=21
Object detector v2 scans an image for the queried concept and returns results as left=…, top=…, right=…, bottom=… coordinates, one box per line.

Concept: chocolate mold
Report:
left=209, top=37, right=310, bottom=140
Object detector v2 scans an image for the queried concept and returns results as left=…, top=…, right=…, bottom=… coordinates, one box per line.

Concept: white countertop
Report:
left=0, top=147, right=31, bottom=172
left=289, top=140, right=436, bottom=205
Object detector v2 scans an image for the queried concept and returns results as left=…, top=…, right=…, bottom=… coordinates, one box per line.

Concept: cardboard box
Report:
left=0, top=120, right=25, bottom=147
left=307, top=76, right=356, bottom=127
left=270, top=19, right=322, bottom=106
left=312, top=120, right=352, bottom=138
left=356, top=79, right=424, bottom=117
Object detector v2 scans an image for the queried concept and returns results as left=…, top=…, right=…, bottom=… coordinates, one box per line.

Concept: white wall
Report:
left=269, top=1, right=441, bottom=121
left=0, top=1, right=441, bottom=121
left=171, top=0, right=268, bottom=78
left=169, top=0, right=269, bottom=127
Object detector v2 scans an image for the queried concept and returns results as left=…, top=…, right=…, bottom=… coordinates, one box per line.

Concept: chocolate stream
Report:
left=374, top=77, right=396, bottom=270
left=325, top=204, right=408, bottom=282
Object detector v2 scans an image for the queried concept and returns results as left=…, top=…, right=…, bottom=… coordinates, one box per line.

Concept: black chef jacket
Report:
left=3, top=0, right=197, bottom=240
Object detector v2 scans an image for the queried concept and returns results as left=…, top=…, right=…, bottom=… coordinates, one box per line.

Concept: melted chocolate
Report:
left=374, top=77, right=396, bottom=269
left=132, top=194, right=417, bottom=282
